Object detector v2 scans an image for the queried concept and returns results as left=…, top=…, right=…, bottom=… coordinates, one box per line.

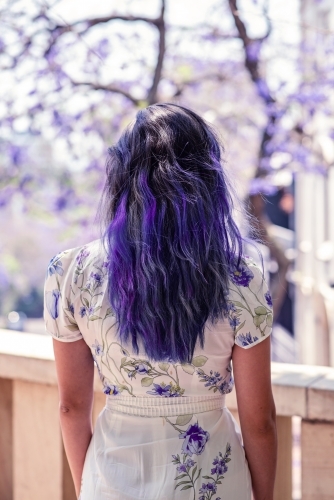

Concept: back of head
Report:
left=101, top=103, right=244, bottom=363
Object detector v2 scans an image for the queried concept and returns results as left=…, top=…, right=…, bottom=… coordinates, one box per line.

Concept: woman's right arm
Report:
left=232, top=336, right=277, bottom=500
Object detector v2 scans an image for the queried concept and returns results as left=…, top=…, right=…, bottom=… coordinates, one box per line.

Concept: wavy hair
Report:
left=100, top=103, right=246, bottom=363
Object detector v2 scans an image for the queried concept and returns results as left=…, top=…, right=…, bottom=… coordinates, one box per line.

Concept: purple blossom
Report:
left=199, top=482, right=217, bottom=494
left=76, top=248, right=90, bottom=266
left=79, top=306, right=86, bottom=318
left=103, top=383, right=119, bottom=395
left=47, top=255, right=64, bottom=276
left=179, top=422, right=210, bottom=456
left=92, top=339, right=103, bottom=356
left=68, top=302, right=74, bottom=316
left=146, top=383, right=172, bottom=396
left=45, top=289, right=60, bottom=320
left=134, top=363, right=149, bottom=374
left=176, top=463, right=187, bottom=473
left=90, top=272, right=103, bottom=286
left=265, top=290, right=273, bottom=307
left=235, top=332, right=259, bottom=347
left=230, top=262, right=254, bottom=287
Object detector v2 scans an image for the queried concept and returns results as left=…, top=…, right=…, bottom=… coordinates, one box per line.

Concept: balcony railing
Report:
left=1, top=328, right=333, bottom=500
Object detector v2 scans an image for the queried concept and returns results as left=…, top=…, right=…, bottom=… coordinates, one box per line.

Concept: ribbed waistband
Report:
left=105, top=394, right=226, bottom=417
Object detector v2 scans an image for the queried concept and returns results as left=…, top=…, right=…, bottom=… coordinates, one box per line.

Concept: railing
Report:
left=0, top=328, right=333, bottom=500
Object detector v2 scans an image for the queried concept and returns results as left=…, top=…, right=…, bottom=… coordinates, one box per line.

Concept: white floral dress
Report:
left=44, top=239, right=273, bottom=500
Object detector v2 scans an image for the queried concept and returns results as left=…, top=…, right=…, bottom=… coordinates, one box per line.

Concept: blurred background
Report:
left=1, top=0, right=334, bottom=364
left=1, top=2, right=334, bottom=499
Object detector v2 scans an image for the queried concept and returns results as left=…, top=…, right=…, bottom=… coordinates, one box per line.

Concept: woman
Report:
left=44, top=103, right=277, bottom=500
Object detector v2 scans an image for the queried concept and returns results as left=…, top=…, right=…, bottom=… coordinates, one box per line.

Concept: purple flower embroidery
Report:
left=47, top=255, right=64, bottom=276
left=134, top=363, right=149, bottom=374
left=79, top=306, right=86, bottom=318
left=179, top=422, right=210, bottom=456
left=103, top=383, right=119, bottom=395
left=90, top=272, right=103, bottom=286
left=76, top=248, right=90, bottom=266
left=67, top=301, right=74, bottom=316
left=235, top=332, right=259, bottom=347
left=265, top=290, right=273, bottom=307
left=45, top=289, right=60, bottom=319
left=199, top=482, right=217, bottom=494
left=230, top=262, right=254, bottom=287
left=176, top=463, right=187, bottom=473
left=146, top=383, right=172, bottom=396
left=92, top=339, right=103, bottom=356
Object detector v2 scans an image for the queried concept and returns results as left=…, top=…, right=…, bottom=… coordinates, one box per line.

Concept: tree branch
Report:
left=69, top=79, right=140, bottom=105
left=147, top=0, right=166, bottom=105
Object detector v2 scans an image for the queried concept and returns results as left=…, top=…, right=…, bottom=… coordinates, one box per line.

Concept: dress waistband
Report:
left=105, top=394, right=226, bottom=417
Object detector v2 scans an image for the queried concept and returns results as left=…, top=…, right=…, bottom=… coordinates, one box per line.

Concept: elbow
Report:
left=58, top=395, right=92, bottom=416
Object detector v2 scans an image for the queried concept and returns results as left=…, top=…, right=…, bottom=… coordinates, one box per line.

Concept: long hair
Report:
left=101, top=103, right=246, bottom=363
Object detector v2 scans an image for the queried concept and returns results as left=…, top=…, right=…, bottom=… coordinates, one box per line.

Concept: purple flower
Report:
left=103, top=384, right=119, bottom=395
left=79, top=306, right=86, bottom=318
left=47, top=255, right=64, bottom=276
left=90, top=272, right=103, bottom=286
left=265, top=290, right=273, bottom=307
left=67, top=301, right=74, bottom=316
left=76, top=248, right=90, bottom=266
left=230, top=263, right=254, bottom=287
left=92, top=339, right=103, bottom=356
left=228, top=315, right=240, bottom=329
left=199, top=482, right=217, bottom=494
left=45, top=289, right=60, bottom=320
left=235, top=332, right=259, bottom=347
left=146, top=383, right=172, bottom=396
left=218, top=379, right=233, bottom=394
left=179, top=422, right=210, bottom=456
left=176, top=464, right=187, bottom=473
left=211, top=462, right=228, bottom=475
left=102, top=261, right=109, bottom=268
left=134, top=363, right=149, bottom=374
left=185, top=458, right=195, bottom=467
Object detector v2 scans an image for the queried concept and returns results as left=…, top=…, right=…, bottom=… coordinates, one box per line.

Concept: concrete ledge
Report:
left=1, top=328, right=334, bottom=421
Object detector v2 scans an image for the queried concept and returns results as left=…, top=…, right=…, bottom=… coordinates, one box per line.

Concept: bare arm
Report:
left=53, top=338, right=94, bottom=497
left=232, top=337, right=277, bottom=500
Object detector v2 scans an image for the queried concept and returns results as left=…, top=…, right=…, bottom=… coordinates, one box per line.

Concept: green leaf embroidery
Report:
left=266, top=313, right=273, bottom=327
left=181, top=364, right=195, bottom=375
left=175, top=414, right=193, bottom=426
left=174, top=473, right=188, bottom=480
left=180, top=485, right=193, bottom=491
left=88, top=315, right=102, bottom=321
left=158, top=362, right=170, bottom=372
left=175, top=480, right=191, bottom=489
left=141, top=377, right=154, bottom=387
left=83, top=297, right=89, bottom=307
left=254, top=305, right=267, bottom=315
left=191, top=465, right=198, bottom=479
left=192, top=355, right=208, bottom=367
left=253, top=315, right=266, bottom=327
left=234, top=320, right=246, bottom=333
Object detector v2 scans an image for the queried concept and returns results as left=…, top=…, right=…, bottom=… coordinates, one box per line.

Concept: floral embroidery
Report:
left=235, top=332, right=259, bottom=347
left=230, top=262, right=254, bottom=287
left=92, top=339, right=104, bottom=356
left=45, top=289, right=60, bottom=319
left=265, top=290, right=273, bottom=307
left=47, top=254, right=64, bottom=277
left=179, top=422, right=210, bottom=456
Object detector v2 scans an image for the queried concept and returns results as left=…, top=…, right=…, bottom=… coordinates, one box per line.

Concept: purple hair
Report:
left=101, top=103, right=245, bottom=362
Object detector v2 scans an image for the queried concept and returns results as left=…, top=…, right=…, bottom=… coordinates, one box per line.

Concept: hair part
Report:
left=100, top=103, right=246, bottom=363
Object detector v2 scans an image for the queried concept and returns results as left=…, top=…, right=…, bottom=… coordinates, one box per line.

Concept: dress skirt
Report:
left=79, top=395, right=252, bottom=500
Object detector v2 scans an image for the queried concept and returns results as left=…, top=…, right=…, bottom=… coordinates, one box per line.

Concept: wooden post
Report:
left=13, top=380, right=63, bottom=500
left=301, top=419, right=334, bottom=500
left=0, top=378, right=13, bottom=500
left=274, top=416, right=292, bottom=500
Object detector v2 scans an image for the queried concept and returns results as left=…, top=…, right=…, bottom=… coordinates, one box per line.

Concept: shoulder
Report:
left=226, top=256, right=273, bottom=349
left=46, top=240, right=105, bottom=280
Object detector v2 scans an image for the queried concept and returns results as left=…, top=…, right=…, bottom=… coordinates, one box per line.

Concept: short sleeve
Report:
left=226, top=259, right=273, bottom=349
left=44, top=248, right=83, bottom=342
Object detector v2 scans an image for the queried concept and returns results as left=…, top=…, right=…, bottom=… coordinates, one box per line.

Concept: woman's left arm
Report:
left=53, top=338, right=94, bottom=497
